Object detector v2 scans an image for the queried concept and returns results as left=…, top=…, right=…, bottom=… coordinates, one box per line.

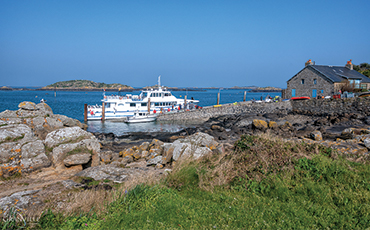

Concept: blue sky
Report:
left=1, top=0, right=369, bottom=88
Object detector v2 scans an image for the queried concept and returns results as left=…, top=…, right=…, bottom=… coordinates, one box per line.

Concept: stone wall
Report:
left=286, top=67, right=335, bottom=99
left=157, top=97, right=370, bottom=122
left=157, top=101, right=292, bottom=122
left=290, top=97, right=370, bottom=116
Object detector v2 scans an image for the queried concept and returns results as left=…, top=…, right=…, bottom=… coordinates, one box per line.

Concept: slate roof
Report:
left=288, top=65, right=370, bottom=83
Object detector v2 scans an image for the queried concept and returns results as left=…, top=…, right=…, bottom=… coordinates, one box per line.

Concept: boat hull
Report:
left=124, top=115, right=157, bottom=123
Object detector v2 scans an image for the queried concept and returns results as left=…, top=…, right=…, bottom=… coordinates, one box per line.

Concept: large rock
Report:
left=0, top=124, right=38, bottom=163
left=44, top=127, right=94, bottom=148
left=341, top=128, right=355, bottom=140
left=21, top=140, right=45, bottom=158
left=53, top=114, right=87, bottom=130
left=170, top=132, right=221, bottom=161
left=51, top=138, right=100, bottom=168
left=162, top=143, right=175, bottom=164
left=0, top=142, right=19, bottom=163
left=0, top=190, right=40, bottom=212
left=181, top=132, right=219, bottom=148
left=18, top=101, right=37, bottom=110
left=364, top=137, right=370, bottom=150
left=0, top=110, right=18, bottom=119
left=63, top=153, right=92, bottom=167
left=30, top=117, right=64, bottom=139
left=172, top=142, right=192, bottom=161
left=0, top=124, right=33, bottom=143
left=36, top=102, right=53, bottom=114
left=252, top=119, right=268, bottom=130
left=193, top=147, right=213, bottom=159
left=310, top=130, right=323, bottom=141
left=147, top=156, right=163, bottom=166
left=20, top=153, right=51, bottom=171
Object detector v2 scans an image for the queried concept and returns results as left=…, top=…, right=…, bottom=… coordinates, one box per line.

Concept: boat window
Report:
left=117, top=103, right=124, bottom=106
left=141, top=103, right=147, bottom=107
left=130, top=103, right=136, bottom=107
left=155, top=103, right=159, bottom=106
left=143, top=92, right=147, bottom=97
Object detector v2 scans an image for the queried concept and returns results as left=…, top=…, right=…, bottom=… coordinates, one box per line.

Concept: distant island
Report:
left=248, top=86, right=282, bottom=92
left=0, top=80, right=282, bottom=92
left=226, top=86, right=282, bottom=92
left=41, top=80, right=133, bottom=91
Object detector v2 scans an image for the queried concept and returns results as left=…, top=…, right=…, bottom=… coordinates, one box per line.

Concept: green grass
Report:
left=3, top=135, right=370, bottom=229
left=66, top=147, right=93, bottom=156
left=0, top=134, right=24, bottom=145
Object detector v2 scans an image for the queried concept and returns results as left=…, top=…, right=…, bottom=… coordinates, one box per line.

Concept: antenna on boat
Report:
left=158, top=75, right=161, bottom=90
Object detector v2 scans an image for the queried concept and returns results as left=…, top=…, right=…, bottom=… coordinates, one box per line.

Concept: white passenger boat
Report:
left=87, top=76, right=199, bottom=120
left=124, top=111, right=157, bottom=123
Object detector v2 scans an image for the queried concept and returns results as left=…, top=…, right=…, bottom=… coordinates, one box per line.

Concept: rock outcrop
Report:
left=0, top=101, right=94, bottom=177
left=115, top=132, right=223, bottom=170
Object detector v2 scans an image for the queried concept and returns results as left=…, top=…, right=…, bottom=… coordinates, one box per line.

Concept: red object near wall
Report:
left=333, top=94, right=341, bottom=99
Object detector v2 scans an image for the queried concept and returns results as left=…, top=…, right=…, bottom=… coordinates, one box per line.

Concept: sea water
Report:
left=0, top=89, right=281, bottom=135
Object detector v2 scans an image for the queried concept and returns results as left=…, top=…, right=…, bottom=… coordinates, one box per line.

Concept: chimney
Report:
left=305, top=59, right=313, bottom=66
left=345, top=59, right=353, bottom=70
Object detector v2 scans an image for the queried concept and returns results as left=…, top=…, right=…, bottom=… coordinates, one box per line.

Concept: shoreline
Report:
left=0, top=87, right=205, bottom=92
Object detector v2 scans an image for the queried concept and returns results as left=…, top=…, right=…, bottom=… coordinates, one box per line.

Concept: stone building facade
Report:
left=283, top=60, right=370, bottom=99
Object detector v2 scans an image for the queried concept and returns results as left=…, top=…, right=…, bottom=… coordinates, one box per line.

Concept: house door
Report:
left=312, top=89, right=317, bottom=98
left=292, top=89, right=296, bottom=97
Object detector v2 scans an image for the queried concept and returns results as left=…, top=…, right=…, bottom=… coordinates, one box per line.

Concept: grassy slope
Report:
left=3, top=135, right=370, bottom=229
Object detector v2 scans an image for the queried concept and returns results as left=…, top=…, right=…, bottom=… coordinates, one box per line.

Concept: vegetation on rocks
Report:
left=354, top=62, right=370, bottom=78
left=44, top=80, right=132, bottom=89
left=4, top=134, right=369, bottom=229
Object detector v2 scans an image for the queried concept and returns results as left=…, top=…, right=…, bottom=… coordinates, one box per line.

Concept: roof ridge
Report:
left=313, top=64, right=344, bottom=68
left=309, top=65, right=336, bottom=83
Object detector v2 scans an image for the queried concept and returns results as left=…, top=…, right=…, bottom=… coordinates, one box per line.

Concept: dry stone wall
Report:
left=158, top=97, right=370, bottom=122
left=291, top=97, right=370, bottom=116
left=157, top=101, right=292, bottom=121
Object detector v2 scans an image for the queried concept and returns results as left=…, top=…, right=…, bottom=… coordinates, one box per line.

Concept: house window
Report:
left=361, top=84, right=367, bottom=89
left=355, top=80, right=361, bottom=89
left=350, top=79, right=361, bottom=89
left=292, top=89, right=296, bottom=97
left=321, top=90, right=324, bottom=94
left=314, top=79, right=317, bottom=85
left=301, top=79, right=305, bottom=84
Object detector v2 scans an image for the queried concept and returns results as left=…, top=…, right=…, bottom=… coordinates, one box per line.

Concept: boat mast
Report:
left=158, top=75, right=161, bottom=90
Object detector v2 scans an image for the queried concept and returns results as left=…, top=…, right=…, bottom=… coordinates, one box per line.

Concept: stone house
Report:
left=283, top=60, right=370, bottom=99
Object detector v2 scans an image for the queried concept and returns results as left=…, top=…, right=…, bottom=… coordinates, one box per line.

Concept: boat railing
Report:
left=103, top=95, right=146, bottom=101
